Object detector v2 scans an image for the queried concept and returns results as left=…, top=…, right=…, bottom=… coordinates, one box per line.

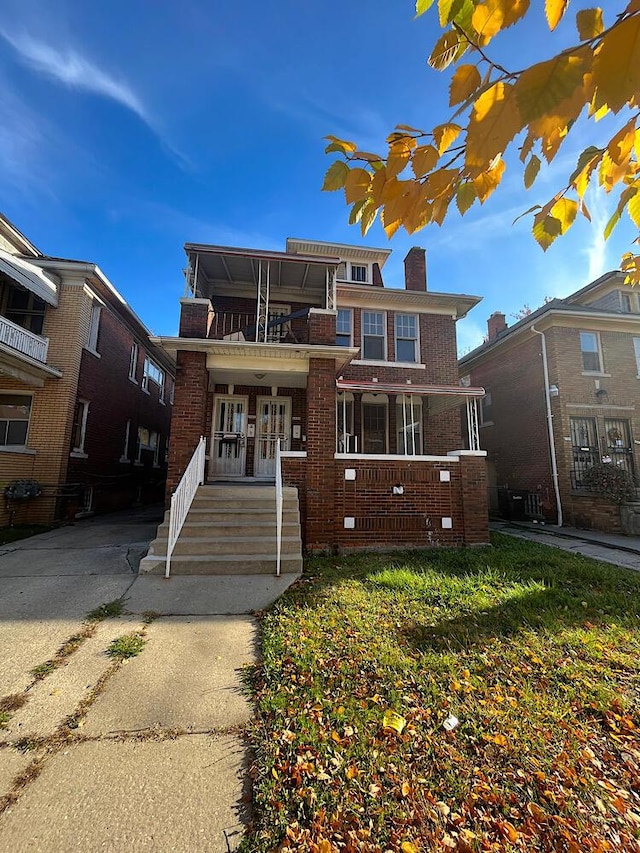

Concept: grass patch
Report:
left=0, top=712, right=11, bottom=729
left=29, top=625, right=96, bottom=683
left=30, top=661, right=57, bottom=681
left=86, top=598, right=126, bottom=621
left=106, top=633, right=146, bottom=660
left=243, top=533, right=640, bottom=852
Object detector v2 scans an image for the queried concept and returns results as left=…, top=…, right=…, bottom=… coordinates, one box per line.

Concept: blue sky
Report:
left=0, top=0, right=637, bottom=352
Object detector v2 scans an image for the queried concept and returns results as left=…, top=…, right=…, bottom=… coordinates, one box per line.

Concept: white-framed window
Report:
left=480, top=391, right=493, bottom=426
left=580, top=331, right=602, bottom=372
left=350, top=263, right=368, bottom=283
left=633, top=338, right=640, bottom=375
left=396, top=395, right=423, bottom=455
left=362, top=311, right=386, bottom=360
left=0, top=394, right=32, bottom=447
left=336, top=308, right=353, bottom=347
left=136, top=426, right=158, bottom=464
left=621, top=291, right=638, bottom=313
left=362, top=393, right=388, bottom=454
left=395, top=314, right=419, bottom=363
left=86, top=302, right=101, bottom=352
left=71, top=399, right=90, bottom=455
left=120, top=419, right=131, bottom=463
left=168, top=377, right=175, bottom=405
left=336, top=392, right=355, bottom=452
left=142, top=357, right=165, bottom=396
left=129, top=343, right=138, bottom=381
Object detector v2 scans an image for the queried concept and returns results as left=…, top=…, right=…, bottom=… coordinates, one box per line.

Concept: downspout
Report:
left=531, top=325, right=563, bottom=527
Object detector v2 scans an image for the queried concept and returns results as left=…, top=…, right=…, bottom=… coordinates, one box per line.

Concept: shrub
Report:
left=582, top=463, right=635, bottom=504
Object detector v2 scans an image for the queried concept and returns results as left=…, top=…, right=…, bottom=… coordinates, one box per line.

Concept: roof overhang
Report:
left=286, top=238, right=392, bottom=268
left=0, top=346, right=62, bottom=387
left=337, top=283, right=481, bottom=319
left=0, top=251, right=58, bottom=306
left=336, top=378, right=485, bottom=415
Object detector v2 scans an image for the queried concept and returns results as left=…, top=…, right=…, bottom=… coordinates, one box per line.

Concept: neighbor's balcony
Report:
left=0, top=314, right=49, bottom=364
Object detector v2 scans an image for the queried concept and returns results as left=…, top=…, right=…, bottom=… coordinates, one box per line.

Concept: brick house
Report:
left=145, top=237, right=488, bottom=570
left=0, top=213, right=174, bottom=525
left=459, top=271, right=640, bottom=532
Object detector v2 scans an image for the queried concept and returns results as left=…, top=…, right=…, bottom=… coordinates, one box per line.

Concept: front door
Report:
left=212, top=396, right=247, bottom=477
left=255, top=397, right=290, bottom=477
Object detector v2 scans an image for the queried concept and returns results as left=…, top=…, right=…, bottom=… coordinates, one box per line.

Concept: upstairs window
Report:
left=143, top=357, right=165, bottom=396
left=129, top=343, right=138, bottom=381
left=71, top=400, right=90, bottom=454
left=580, top=331, right=602, bottom=372
left=362, top=311, right=386, bottom=360
left=395, top=314, right=419, bottom=363
left=0, top=394, right=31, bottom=446
left=350, top=263, right=368, bottom=283
left=86, top=302, right=101, bottom=352
left=634, top=337, right=640, bottom=375
left=336, top=309, right=353, bottom=347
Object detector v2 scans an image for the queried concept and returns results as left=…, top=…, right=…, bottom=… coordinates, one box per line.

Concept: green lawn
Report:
left=243, top=533, right=640, bottom=852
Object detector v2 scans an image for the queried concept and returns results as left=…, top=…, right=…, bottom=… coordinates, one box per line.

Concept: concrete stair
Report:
left=139, top=484, right=303, bottom=575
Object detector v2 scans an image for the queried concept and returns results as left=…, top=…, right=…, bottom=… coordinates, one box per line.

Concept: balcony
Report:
left=0, top=314, right=49, bottom=364
left=211, top=310, right=311, bottom=344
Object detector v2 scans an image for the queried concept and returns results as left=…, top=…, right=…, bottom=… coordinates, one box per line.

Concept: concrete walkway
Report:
left=492, top=519, right=640, bottom=571
left=0, top=507, right=299, bottom=852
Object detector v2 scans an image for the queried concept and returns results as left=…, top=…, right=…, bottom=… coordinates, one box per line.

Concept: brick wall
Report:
left=166, top=350, right=209, bottom=497
left=305, top=358, right=337, bottom=551
left=179, top=298, right=213, bottom=338
left=308, top=309, right=337, bottom=345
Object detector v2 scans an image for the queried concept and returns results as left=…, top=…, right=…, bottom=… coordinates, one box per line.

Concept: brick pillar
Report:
left=308, top=309, right=337, bottom=345
left=179, top=298, right=213, bottom=338
left=450, top=452, right=489, bottom=545
left=166, top=350, right=209, bottom=500
left=306, top=358, right=336, bottom=551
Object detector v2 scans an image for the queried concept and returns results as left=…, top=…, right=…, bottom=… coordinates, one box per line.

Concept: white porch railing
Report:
left=466, top=398, right=480, bottom=451
left=275, top=438, right=283, bottom=577
left=165, top=436, right=206, bottom=579
left=0, top=315, right=49, bottom=363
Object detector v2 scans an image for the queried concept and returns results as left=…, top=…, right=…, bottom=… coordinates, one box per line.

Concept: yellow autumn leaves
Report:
left=322, top=1, right=640, bottom=282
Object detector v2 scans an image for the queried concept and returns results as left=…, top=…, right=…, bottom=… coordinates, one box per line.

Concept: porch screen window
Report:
left=336, top=309, right=352, bottom=347
left=362, top=311, right=385, bottom=360
left=395, top=314, right=418, bottom=363
left=0, top=394, right=31, bottom=446
left=6, top=288, right=46, bottom=335
left=396, top=395, right=422, bottom=455
left=336, top=392, right=354, bottom=452
left=362, top=395, right=388, bottom=454
left=580, top=331, right=602, bottom=372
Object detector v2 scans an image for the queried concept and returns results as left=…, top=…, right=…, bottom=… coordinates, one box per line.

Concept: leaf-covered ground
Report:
left=242, top=533, right=640, bottom=852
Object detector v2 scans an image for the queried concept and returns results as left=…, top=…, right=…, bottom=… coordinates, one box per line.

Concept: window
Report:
left=86, top=302, right=101, bottom=352
left=580, top=331, right=602, bottom=372
left=336, top=309, right=353, bottom=347
left=71, top=400, right=89, bottom=454
left=266, top=305, right=290, bottom=342
left=136, top=426, right=158, bottom=463
left=336, top=392, right=354, bottom=452
left=362, top=394, right=388, bottom=454
left=143, top=357, right=165, bottom=395
left=396, top=395, right=422, bottom=455
left=0, top=394, right=31, bottom=446
left=168, top=377, right=175, bottom=405
left=129, top=343, right=138, bottom=381
left=350, top=263, right=368, bottom=283
left=480, top=391, right=493, bottom=425
left=570, top=417, right=599, bottom=489
left=395, top=314, right=419, bottom=363
left=120, top=420, right=131, bottom=463
left=6, top=288, right=46, bottom=335
left=362, top=311, right=386, bottom=360
left=622, top=293, right=633, bottom=312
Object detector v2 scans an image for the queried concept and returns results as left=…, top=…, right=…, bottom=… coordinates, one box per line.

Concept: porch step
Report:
left=139, top=484, right=303, bottom=577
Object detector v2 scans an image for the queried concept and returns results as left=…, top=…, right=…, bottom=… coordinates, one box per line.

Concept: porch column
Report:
left=306, top=357, right=337, bottom=551
left=449, top=451, right=489, bottom=545
left=166, top=350, right=209, bottom=500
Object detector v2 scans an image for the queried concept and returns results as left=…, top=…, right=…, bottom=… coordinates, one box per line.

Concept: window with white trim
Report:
left=120, top=419, right=131, bottom=462
left=142, top=357, right=165, bottom=396
left=71, top=399, right=90, bottom=454
left=0, top=394, right=32, bottom=446
left=634, top=338, right=640, bottom=375
left=350, top=263, right=368, bottom=283
left=86, top=303, right=101, bottom=352
left=396, top=395, right=422, bottom=455
left=168, top=377, right=175, bottom=405
left=336, top=309, right=353, bottom=347
left=136, top=426, right=158, bottom=463
left=362, top=311, right=386, bottom=360
left=395, top=314, right=419, bottom=363
left=580, top=331, right=602, bottom=372
left=129, top=343, right=138, bottom=381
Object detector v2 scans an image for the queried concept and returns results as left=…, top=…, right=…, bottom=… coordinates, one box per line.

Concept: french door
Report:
left=212, top=396, right=247, bottom=477
left=255, top=397, right=290, bottom=477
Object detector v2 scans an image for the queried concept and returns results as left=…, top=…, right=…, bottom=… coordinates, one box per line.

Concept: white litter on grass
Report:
left=443, top=715, right=459, bottom=731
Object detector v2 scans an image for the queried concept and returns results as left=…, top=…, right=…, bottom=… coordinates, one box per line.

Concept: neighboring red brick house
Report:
left=152, top=238, right=489, bottom=554
left=0, top=213, right=174, bottom=524
left=459, top=271, right=640, bottom=532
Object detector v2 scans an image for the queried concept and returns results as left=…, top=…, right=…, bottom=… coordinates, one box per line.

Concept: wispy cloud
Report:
left=583, top=185, right=609, bottom=281
left=1, top=29, right=149, bottom=121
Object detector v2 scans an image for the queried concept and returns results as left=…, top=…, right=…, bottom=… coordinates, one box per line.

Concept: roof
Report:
left=0, top=250, right=59, bottom=306
left=286, top=237, right=392, bottom=267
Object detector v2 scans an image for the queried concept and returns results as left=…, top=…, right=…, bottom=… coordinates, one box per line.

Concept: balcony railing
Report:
left=211, top=310, right=310, bottom=344
left=0, top=315, right=49, bottom=364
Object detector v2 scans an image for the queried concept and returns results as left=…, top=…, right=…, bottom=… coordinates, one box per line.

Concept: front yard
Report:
left=243, top=533, right=640, bottom=852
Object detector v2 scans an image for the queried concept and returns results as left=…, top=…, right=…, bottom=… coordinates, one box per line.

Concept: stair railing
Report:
left=166, top=436, right=207, bottom=579
left=275, top=438, right=283, bottom=577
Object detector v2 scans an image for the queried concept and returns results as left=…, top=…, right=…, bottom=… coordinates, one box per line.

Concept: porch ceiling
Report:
left=0, top=346, right=62, bottom=386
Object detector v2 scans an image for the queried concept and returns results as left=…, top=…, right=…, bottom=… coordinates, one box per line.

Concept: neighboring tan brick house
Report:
left=0, top=214, right=174, bottom=525
left=459, top=271, right=640, bottom=532
left=152, top=238, right=489, bottom=552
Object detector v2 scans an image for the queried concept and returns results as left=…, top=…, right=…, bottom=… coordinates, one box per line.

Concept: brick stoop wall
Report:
left=565, top=493, right=622, bottom=533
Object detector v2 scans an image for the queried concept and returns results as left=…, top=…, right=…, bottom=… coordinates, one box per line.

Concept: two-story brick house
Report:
left=0, top=213, right=174, bottom=525
left=143, top=237, right=488, bottom=572
left=459, top=271, right=640, bottom=532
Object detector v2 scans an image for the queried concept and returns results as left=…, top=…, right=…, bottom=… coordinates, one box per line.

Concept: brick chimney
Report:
left=404, top=247, right=427, bottom=292
left=487, top=311, right=507, bottom=341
